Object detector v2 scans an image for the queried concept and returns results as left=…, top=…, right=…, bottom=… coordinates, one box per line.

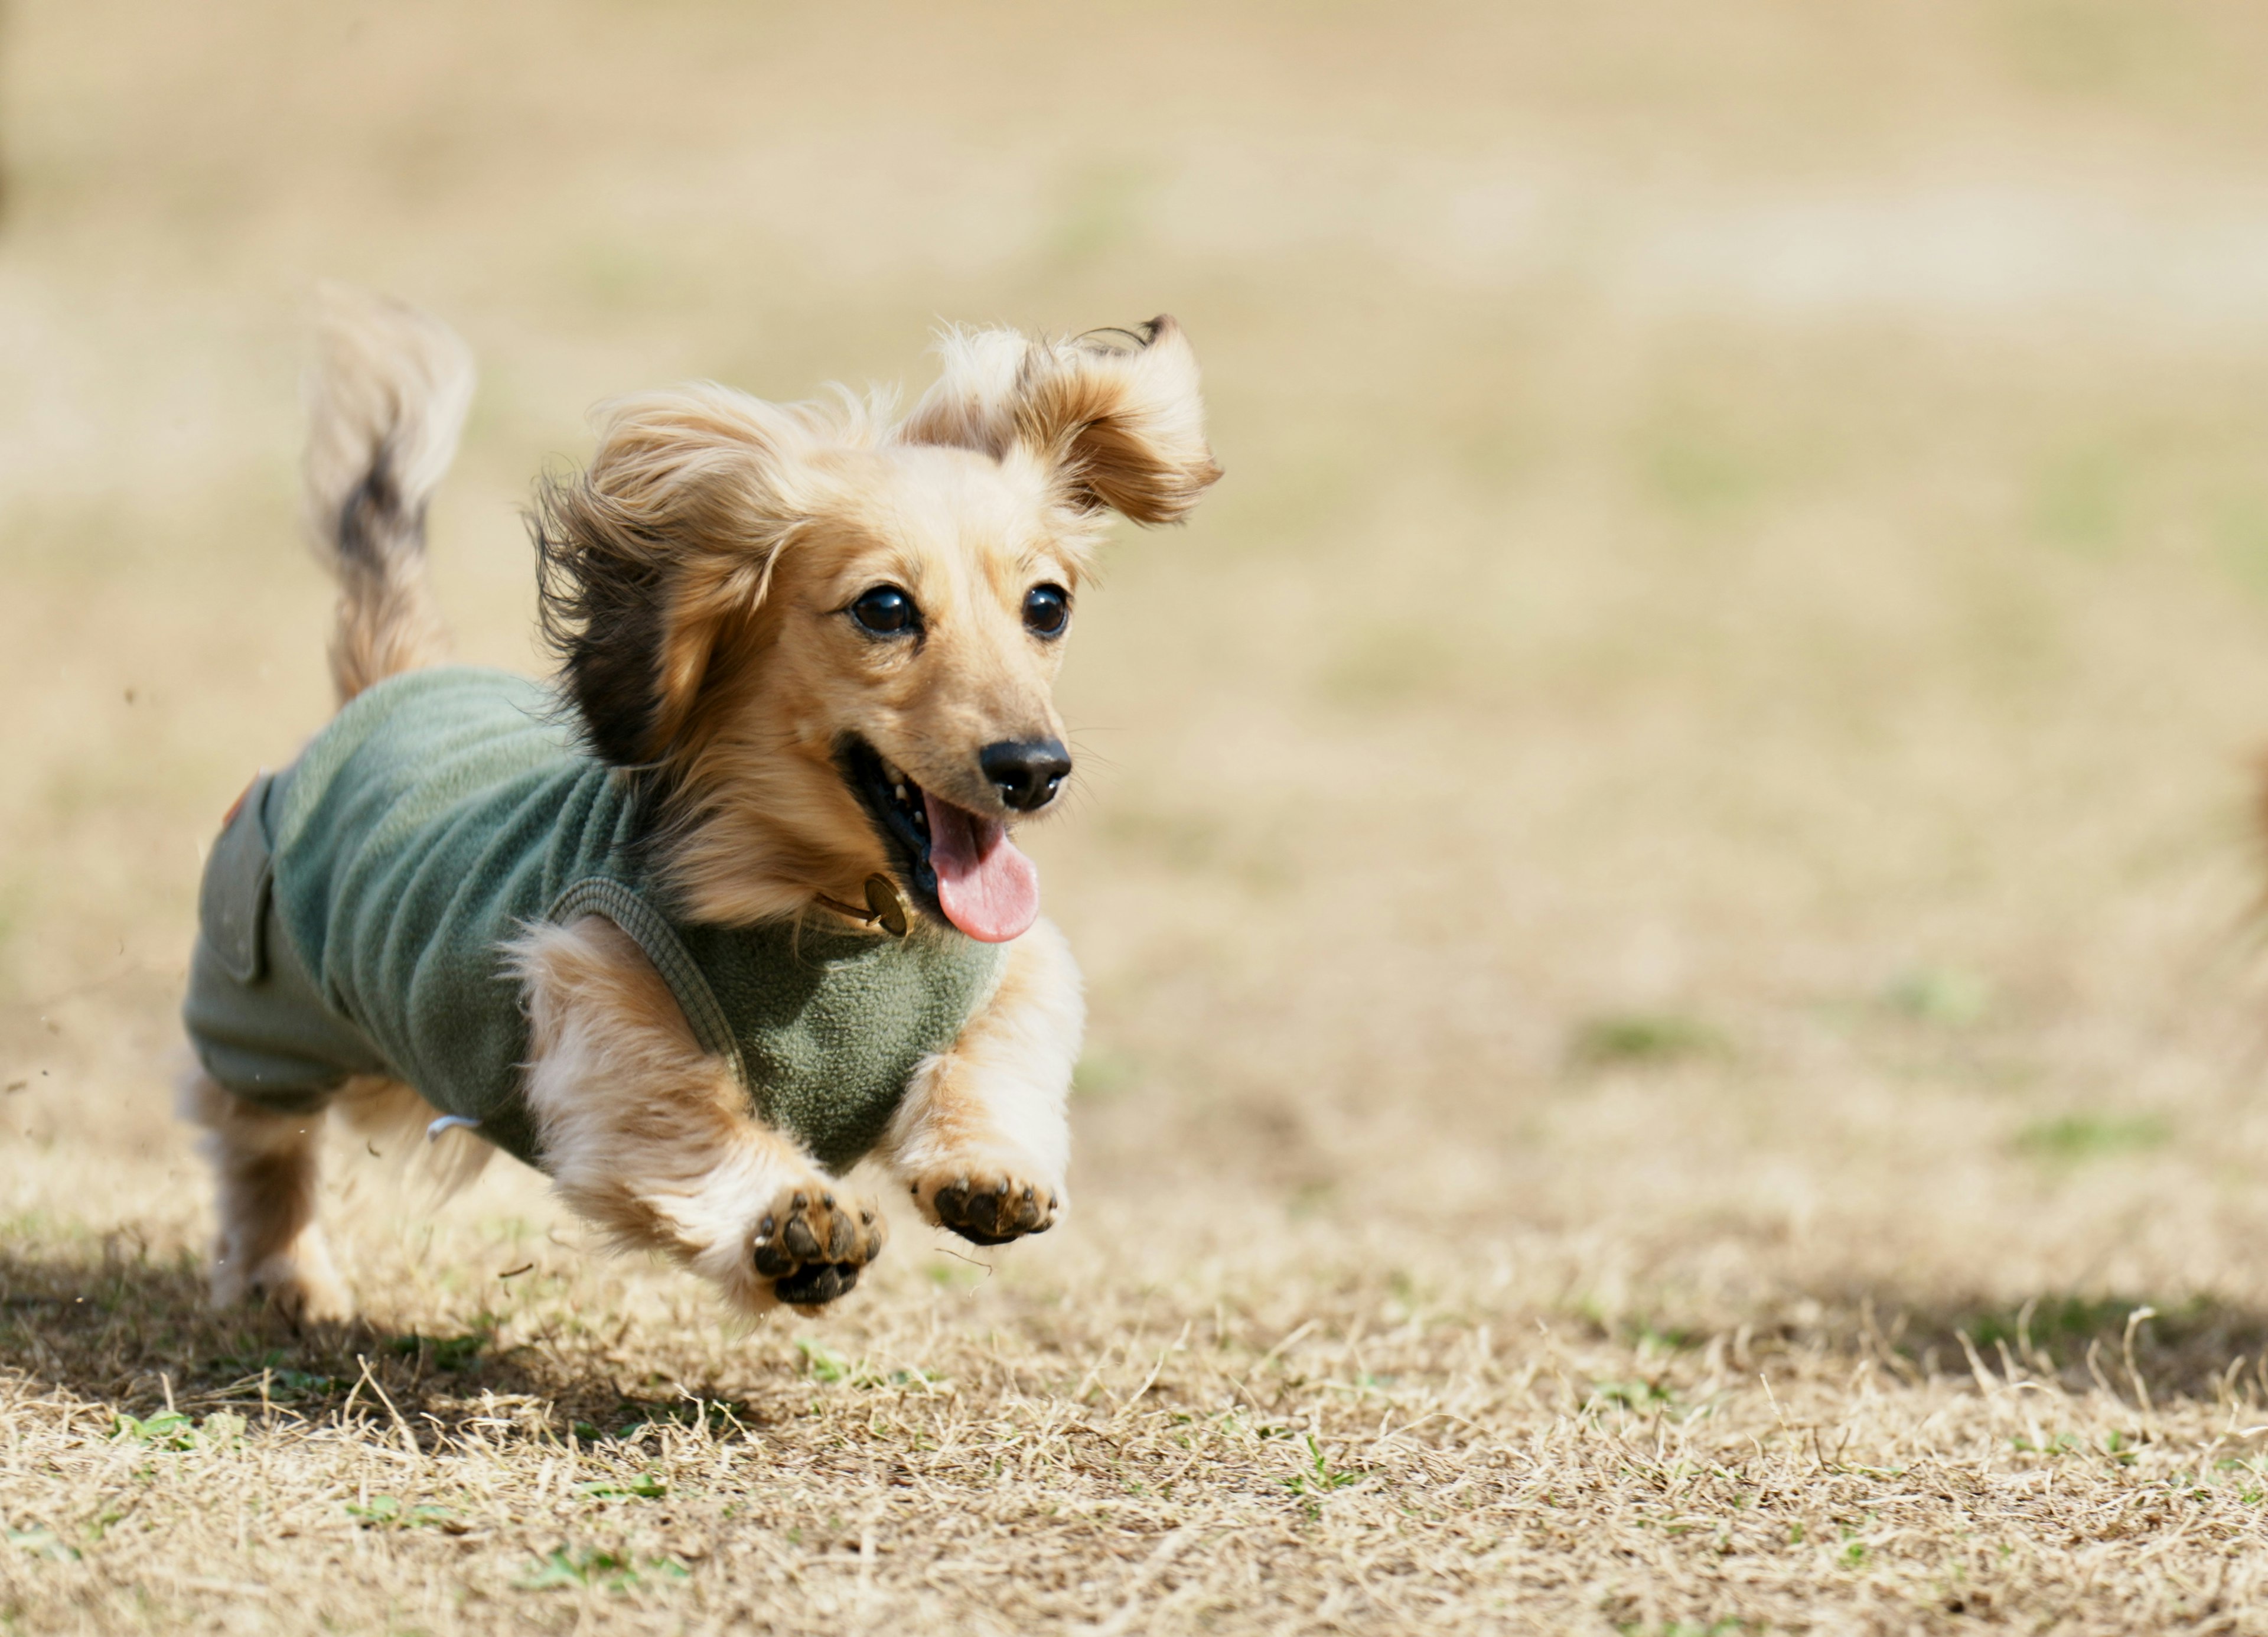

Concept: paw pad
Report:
left=751, top=1187, right=884, bottom=1308
left=932, top=1177, right=1058, bottom=1246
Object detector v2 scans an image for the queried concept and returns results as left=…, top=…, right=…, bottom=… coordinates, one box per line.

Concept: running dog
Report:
left=180, top=290, right=1219, bottom=1320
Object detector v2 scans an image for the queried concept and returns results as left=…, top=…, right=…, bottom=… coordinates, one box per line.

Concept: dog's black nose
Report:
left=980, top=738, right=1072, bottom=812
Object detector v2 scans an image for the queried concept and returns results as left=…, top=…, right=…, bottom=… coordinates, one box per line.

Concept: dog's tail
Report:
left=302, top=285, right=475, bottom=706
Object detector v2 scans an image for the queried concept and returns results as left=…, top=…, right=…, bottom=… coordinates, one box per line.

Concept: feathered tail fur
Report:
left=302, top=286, right=475, bottom=704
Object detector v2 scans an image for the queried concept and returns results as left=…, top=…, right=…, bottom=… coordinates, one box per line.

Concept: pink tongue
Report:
left=924, top=790, right=1040, bottom=942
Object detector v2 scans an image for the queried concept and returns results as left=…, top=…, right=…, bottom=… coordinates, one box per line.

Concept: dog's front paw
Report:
left=913, top=1165, right=1063, bottom=1247
left=751, top=1187, right=885, bottom=1309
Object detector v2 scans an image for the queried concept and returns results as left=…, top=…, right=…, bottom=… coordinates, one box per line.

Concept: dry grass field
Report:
left=18, top=2, right=2268, bottom=1631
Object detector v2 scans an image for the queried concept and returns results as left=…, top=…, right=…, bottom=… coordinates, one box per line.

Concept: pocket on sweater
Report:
left=199, top=773, right=275, bottom=985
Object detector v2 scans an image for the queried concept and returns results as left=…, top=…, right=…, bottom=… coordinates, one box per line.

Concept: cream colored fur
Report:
left=506, top=915, right=876, bottom=1314
left=882, top=916, right=1083, bottom=1227
left=333, top=1075, right=497, bottom=1197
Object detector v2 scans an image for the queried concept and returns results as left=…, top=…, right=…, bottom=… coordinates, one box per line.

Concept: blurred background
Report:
left=11, top=0, right=2268, bottom=1326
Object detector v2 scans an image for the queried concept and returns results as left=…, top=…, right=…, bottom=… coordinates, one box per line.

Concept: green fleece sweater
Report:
left=183, top=667, right=1005, bottom=1173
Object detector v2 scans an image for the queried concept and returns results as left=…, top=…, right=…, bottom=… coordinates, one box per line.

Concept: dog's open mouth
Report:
left=838, top=737, right=1040, bottom=943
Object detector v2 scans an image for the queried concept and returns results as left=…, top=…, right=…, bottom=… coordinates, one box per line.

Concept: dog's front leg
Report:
left=512, top=916, right=885, bottom=1314
left=881, top=917, right=1083, bottom=1246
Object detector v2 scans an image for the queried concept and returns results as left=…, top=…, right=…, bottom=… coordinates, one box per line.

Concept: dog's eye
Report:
left=850, top=585, right=918, bottom=635
left=1023, top=584, right=1071, bottom=638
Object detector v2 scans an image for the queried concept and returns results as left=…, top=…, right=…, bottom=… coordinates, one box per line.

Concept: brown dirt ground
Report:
left=14, top=2, right=2268, bottom=1631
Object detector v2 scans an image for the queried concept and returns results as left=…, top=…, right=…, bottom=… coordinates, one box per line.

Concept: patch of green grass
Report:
left=1884, top=966, right=1992, bottom=1026
left=923, top=1257, right=987, bottom=1291
left=575, top=1475, right=666, bottom=1501
left=796, top=1339, right=855, bottom=1384
left=1969, top=1293, right=2204, bottom=1353
left=1589, top=1379, right=1677, bottom=1411
left=109, top=1409, right=246, bottom=1451
left=386, top=1324, right=492, bottom=1372
left=211, top=1351, right=343, bottom=1402
left=1071, top=1047, right=1138, bottom=1100
left=269, top=1368, right=343, bottom=1400
left=2031, top=447, right=2128, bottom=555
left=1283, top=1435, right=1366, bottom=1518
left=108, top=1411, right=195, bottom=1450
left=1570, top=1012, right=1726, bottom=1069
left=1638, top=415, right=1764, bottom=522
left=603, top=1397, right=749, bottom=1438
left=1628, top=1323, right=1695, bottom=1355
left=1999, top=0, right=2192, bottom=97
left=346, top=1495, right=455, bottom=1529
left=792, top=1339, right=940, bottom=1391
left=2014, top=1113, right=2170, bottom=1162
left=1283, top=1435, right=1362, bottom=1495
left=516, top=1547, right=689, bottom=1593
left=5, top=1524, right=79, bottom=1563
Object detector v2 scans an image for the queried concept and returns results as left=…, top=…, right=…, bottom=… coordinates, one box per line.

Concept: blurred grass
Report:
left=2016, top=1112, right=2174, bottom=1161
left=1569, top=1011, right=1729, bottom=1070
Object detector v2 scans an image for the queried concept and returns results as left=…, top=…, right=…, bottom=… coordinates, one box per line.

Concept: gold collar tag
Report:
left=863, top=873, right=910, bottom=938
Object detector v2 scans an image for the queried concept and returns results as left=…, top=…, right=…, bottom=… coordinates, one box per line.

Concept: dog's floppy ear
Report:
left=533, top=386, right=813, bottom=769
left=900, top=317, right=1221, bottom=525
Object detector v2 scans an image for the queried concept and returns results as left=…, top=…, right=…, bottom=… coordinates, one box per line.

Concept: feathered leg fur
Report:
left=879, top=917, right=1082, bottom=1244
left=510, top=915, right=887, bottom=1315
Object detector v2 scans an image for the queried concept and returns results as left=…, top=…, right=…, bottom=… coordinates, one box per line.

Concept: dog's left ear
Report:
left=900, top=317, right=1222, bottom=525
left=532, top=385, right=814, bottom=770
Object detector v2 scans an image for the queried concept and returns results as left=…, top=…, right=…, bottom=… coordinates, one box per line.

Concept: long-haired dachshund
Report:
left=180, top=290, right=1219, bottom=1320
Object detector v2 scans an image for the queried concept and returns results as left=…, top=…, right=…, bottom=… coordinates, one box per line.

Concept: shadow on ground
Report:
left=1842, top=1289, right=2268, bottom=1403
left=14, top=1237, right=2268, bottom=1443
left=1579, top=1284, right=2268, bottom=1405
left=0, top=1244, right=772, bottom=1447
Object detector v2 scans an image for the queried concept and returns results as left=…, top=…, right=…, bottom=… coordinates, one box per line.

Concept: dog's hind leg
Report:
left=178, top=1073, right=353, bottom=1324
left=302, top=286, right=475, bottom=706
left=879, top=917, right=1081, bottom=1247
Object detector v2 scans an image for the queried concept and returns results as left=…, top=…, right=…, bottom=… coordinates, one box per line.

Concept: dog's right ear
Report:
left=533, top=386, right=815, bottom=770
left=900, top=317, right=1221, bottom=525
